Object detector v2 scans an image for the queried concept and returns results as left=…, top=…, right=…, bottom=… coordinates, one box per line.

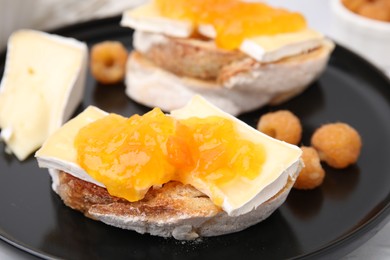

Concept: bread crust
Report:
left=133, top=30, right=334, bottom=85
left=55, top=171, right=296, bottom=240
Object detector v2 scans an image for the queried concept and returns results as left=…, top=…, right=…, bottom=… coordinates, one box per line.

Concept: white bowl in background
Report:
left=331, top=0, right=390, bottom=74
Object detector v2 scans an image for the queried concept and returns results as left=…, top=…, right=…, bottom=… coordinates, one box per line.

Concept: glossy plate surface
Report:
left=0, top=16, right=390, bottom=260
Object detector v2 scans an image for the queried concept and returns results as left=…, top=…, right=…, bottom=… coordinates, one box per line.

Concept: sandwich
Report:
left=120, top=0, right=335, bottom=116
left=35, top=96, right=302, bottom=240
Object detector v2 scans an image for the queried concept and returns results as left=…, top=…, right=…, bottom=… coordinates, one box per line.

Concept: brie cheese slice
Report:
left=199, top=25, right=326, bottom=62
left=240, top=29, right=325, bottom=62
left=121, top=3, right=194, bottom=38
left=36, top=106, right=107, bottom=187
left=171, top=96, right=302, bottom=216
left=0, top=29, right=87, bottom=160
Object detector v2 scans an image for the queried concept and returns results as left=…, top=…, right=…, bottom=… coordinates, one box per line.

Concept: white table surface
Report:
left=0, top=0, right=389, bottom=259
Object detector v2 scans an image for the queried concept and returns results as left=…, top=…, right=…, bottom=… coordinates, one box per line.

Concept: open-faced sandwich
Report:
left=35, top=96, right=302, bottom=240
left=121, top=0, right=335, bottom=115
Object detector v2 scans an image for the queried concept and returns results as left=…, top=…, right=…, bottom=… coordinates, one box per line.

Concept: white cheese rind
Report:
left=197, top=24, right=216, bottom=39
left=0, top=29, right=87, bottom=160
left=225, top=159, right=301, bottom=216
left=40, top=158, right=104, bottom=188
left=198, top=24, right=326, bottom=62
left=239, top=30, right=325, bottom=63
left=120, top=4, right=193, bottom=38
left=133, top=29, right=169, bottom=54
left=48, top=169, right=61, bottom=193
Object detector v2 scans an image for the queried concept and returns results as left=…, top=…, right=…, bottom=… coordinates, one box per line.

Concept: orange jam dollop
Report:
left=154, top=0, right=306, bottom=50
left=75, top=108, right=176, bottom=202
left=75, top=109, right=265, bottom=205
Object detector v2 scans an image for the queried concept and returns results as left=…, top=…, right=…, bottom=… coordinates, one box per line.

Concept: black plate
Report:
left=1, top=16, right=390, bottom=260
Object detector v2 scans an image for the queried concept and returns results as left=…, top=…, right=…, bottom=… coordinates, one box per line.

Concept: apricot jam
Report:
left=75, top=109, right=265, bottom=204
left=154, top=0, right=306, bottom=50
left=171, top=117, right=265, bottom=185
left=75, top=108, right=176, bottom=202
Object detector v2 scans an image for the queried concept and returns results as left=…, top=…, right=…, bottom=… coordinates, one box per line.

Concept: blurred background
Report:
left=1, top=0, right=389, bottom=76
left=0, top=0, right=145, bottom=49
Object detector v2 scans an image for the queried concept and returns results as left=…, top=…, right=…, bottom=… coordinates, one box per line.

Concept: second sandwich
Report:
left=121, top=0, right=334, bottom=116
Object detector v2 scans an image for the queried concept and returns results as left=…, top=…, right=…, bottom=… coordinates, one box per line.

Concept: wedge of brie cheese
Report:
left=0, top=30, right=87, bottom=161
left=36, top=96, right=302, bottom=216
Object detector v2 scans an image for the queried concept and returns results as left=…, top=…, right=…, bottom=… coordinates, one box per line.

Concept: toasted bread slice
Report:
left=54, top=170, right=296, bottom=240
left=133, top=30, right=334, bottom=85
left=125, top=39, right=334, bottom=115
